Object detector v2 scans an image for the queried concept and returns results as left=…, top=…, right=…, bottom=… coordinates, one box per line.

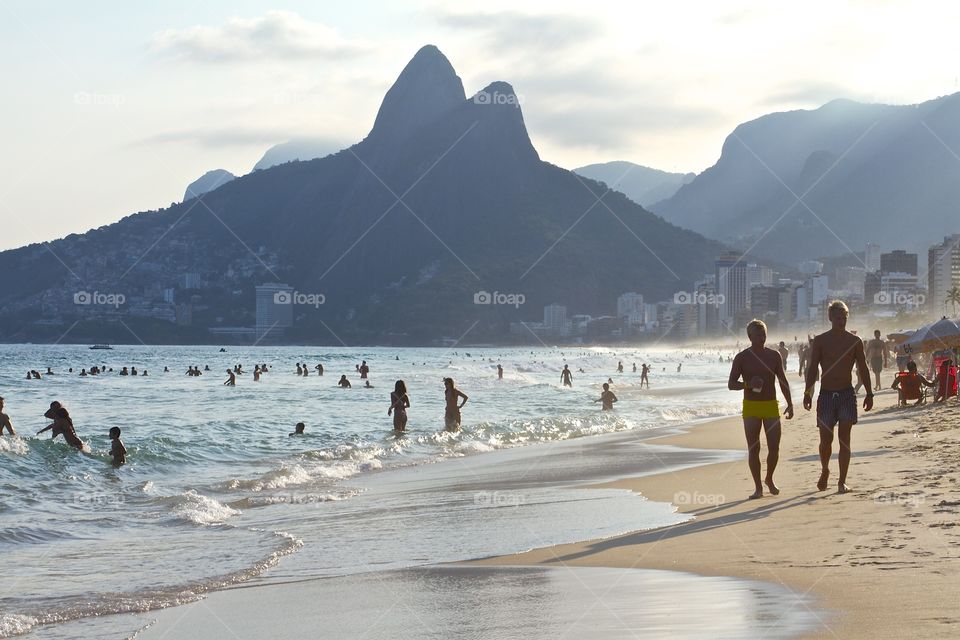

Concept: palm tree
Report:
left=946, top=286, right=960, bottom=317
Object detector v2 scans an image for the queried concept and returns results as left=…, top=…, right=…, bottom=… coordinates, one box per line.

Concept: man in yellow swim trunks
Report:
left=728, top=319, right=794, bottom=499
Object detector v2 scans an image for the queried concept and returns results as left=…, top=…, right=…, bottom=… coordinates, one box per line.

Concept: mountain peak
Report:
left=365, top=45, right=466, bottom=147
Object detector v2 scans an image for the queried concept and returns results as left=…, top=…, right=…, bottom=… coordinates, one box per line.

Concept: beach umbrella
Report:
left=887, top=330, right=915, bottom=344
left=902, top=317, right=960, bottom=354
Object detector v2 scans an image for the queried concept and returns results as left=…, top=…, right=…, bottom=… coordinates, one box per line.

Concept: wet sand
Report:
left=473, top=390, right=960, bottom=638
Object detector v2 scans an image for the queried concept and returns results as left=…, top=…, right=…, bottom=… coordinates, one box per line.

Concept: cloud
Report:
left=151, top=11, right=371, bottom=63
left=135, top=126, right=304, bottom=148
left=760, top=81, right=862, bottom=108
left=435, top=10, right=601, bottom=51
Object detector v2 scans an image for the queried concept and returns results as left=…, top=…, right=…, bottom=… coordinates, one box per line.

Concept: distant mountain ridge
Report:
left=652, top=94, right=960, bottom=260
left=183, top=169, right=235, bottom=202
left=574, top=161, right=694, bottom=207
left=0, top=45, right=725, bottom=344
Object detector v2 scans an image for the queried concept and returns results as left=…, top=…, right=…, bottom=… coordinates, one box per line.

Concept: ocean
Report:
left=1, top=344, right=758, bottom=638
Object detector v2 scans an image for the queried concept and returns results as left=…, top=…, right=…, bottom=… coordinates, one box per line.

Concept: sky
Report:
left=1, top=0, right=959, bottom=251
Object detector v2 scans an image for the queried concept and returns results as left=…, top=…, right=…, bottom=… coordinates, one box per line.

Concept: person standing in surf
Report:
left=594, top=383, right=618, bottom=411
left=560, top=365, right=573, bottom=387
left=388, top=380, right=410, bottom=432
left=804, top=300, right=872, bottom=494
left=443, top=377, right=468, bottom=431
left=0, top=396, right=15, bottom=435
left=728, top=319, right=794, bottom=499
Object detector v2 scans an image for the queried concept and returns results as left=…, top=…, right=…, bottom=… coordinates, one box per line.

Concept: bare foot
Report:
left=838, top=483, right=851, bottom=494
left=764, top=479, right=780, bottom=495
left=748, top=489, right=763, bottom=499
left=817, top=470, right=829, bottom=491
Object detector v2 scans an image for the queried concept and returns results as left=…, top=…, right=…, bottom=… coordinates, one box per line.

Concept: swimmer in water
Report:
left=289, top=422, right=306, bottom=436
left=109, top=427, right=127, bottom=466
left=224, top=369, right=236, bottom=386
left=338, top=375, right=352, bottom=388
left=594, top=383, right=618, bottom=411
left=443, top=377, right=468, bottom=431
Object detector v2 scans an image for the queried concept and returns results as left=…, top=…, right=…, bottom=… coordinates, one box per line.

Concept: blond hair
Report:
left=746, top=318, right=767, bottom=338
left=827, top=300, right=849, bottom=317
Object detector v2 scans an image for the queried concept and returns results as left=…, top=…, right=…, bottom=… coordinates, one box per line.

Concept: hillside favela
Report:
left=2, top=3, right=960, bottom=640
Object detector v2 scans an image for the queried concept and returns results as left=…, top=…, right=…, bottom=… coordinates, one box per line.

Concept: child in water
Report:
left=109, top=427, right=127, bottom=466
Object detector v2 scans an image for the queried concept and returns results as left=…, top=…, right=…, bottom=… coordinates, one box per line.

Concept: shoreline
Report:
left=470, top=390, right=960, bottom=638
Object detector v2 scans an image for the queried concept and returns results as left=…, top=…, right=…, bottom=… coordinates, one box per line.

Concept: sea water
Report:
left=0, top=344, right=742, bottom=638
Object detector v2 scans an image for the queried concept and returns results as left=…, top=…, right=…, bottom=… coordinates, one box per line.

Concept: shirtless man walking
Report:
left=865, top=330, right=889, bottom=391
left=803, top=300, right=873, bottom=494
left=728, top=320, right=794, bottom=499
left=0, top=396, right=15, bottom=435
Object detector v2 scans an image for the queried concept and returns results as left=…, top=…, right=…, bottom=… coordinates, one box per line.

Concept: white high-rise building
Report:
left=256, top=283, right=294, bottom=337
left=617, top=292, right=645, bottom=328
left=865, top=243, right=882, bottom=272
left=543, top=304, right=568, bottom=336
left=928, top=235, right=960, bottom=315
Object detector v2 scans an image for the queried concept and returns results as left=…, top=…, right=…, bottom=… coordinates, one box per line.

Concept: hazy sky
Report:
left=1, top=0, right=958, bottom=251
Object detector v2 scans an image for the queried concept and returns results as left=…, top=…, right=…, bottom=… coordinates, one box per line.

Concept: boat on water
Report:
left=89, top=344, right=113, bottom=350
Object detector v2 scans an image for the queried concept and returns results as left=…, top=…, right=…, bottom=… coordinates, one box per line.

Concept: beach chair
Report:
left=935, top=361, right=958, bottom=402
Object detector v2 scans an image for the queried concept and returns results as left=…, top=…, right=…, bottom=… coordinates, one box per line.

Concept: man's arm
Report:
left=854, top=339, right=873, bottom=410
left=774, top=356, right=794, bottom=418
left=803, top=338, right=822, bottom=409
left=728, top=354, right=744, bottom=391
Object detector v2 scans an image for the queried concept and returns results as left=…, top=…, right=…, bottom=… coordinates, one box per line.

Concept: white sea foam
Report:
left=168, top=492, right=239, bottom=525
left=0, top=436, right=28, bottom=455
left=0, top=613, right=37, bottom=637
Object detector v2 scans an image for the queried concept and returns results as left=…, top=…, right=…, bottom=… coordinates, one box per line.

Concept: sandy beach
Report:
left=474, top=389, right=960, bottom=638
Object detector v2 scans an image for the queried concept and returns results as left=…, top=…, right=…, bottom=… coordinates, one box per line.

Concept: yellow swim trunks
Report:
left=742, top=399, right=780, bottom=419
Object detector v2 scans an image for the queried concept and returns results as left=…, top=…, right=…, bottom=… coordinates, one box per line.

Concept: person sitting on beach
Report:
left=443, top=378, right=468, bottom=431
left=561, top=365, right=573, bottom=387
left=729, top=319, right=794, bottom=499
left=224, top=369, right=236, bottom=386
left=892, top=361, right=935, bottom=406
left=594, top=383, right=618, bottom=411
left=804, top=300, right=872, bottom=494
left=0, top=396, right=16, bottom=436
left=289, top=422, right=306, bottom=436
left=109, top=427, right=127, bottom=466
left=338, top=375, right=352, bottom=388
left=389, top=380, right=410, bottom=432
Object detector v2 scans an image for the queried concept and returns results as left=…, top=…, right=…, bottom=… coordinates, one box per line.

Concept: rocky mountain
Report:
left=183, top=169, right=235, bottom=202
left=0, top=45, right=726, bottom=344
left=251, top=138, right=342, bottom=171
left=574, top=161, right=694, bottom=207
left=652, top=94, right=960, bottom=262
